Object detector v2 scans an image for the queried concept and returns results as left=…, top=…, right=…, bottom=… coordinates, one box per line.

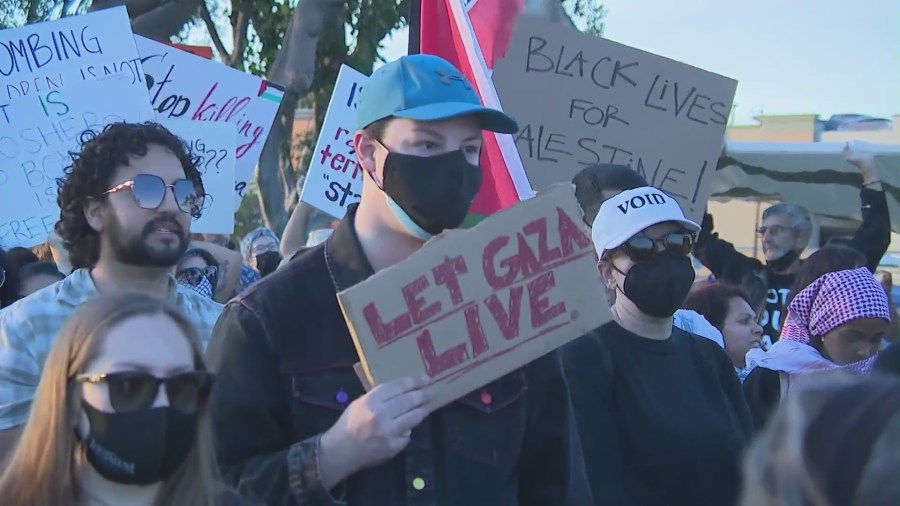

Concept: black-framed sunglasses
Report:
left=177, top=266, right=218, bottom=287
left=75, top=370, right=215, bottom=414
left=618, top=231, right=694, bottom=263
left=104, top=174, right=204, bottom=218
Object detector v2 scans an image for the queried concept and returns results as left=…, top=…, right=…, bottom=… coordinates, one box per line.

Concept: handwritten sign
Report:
left=0, top=7, right=142, bottom=103
left=300, top=64, right=367, bottom=218
left=134, top=36, right=284, bottom=210
left=161, top=120, right=236, bottom=234
left=0, top=73, right=154, bottom=249
left=338, top=183, right=611, bottom=409
left=493, top=15, right=737, bottom=222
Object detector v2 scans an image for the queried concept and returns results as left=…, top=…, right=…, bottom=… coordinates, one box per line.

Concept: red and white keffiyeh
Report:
left=746, top=267, right=891, bottom=376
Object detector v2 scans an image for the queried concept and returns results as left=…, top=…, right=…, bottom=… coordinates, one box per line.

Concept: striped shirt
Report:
left=0, top=268, right=222, bottom=429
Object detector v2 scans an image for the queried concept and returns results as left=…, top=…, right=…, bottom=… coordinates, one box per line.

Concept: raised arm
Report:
left=844, top=143, right=891, bottom=271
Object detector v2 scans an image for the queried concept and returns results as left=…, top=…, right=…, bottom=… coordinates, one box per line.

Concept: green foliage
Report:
left=0, top=0, right=89, bottom=28
left=563, top=0, right=606, bottom=36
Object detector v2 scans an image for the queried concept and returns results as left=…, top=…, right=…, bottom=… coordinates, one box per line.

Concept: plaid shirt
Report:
left=0, top=268, right=222, bottom=429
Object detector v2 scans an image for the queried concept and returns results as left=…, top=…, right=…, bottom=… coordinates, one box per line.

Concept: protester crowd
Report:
left=0, top=53, right=898, bottom=506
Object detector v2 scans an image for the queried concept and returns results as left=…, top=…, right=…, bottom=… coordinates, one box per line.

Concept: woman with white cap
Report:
left=561, top=186, right=752, bottom=506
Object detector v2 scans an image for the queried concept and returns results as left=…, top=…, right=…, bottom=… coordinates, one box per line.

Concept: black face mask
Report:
left=80, top=401, right=197, bottom=485
left=379, top=149, right=482, bottom=236
left=615, top=252, right=695, bottom=318
left=767, top=248, right=799, bottom=272
left=255, top=250, right=283, bottom=277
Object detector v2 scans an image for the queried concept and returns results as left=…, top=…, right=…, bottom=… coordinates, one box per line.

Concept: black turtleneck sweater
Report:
left=561, top=321, right=753, bottom=506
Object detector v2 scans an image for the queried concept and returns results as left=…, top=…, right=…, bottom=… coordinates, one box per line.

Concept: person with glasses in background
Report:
left=0, top=122, right=223, bottom=462
left=694, top=144, right=890, bottom=349
left=562, top=186, right=752, bottom=506
left=0, top=293, right=241, bottom=506
left=176, top=249, right=220, bottom=300
left=239, top=228, right=282, bottom=283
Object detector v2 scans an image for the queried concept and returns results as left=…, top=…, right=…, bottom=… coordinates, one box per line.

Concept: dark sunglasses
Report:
left=177, top=266, right=218, bottom=287
left=75, top=370, right=215, bottom=414
left=104, top=174, right=204, bottom=218
left=618, top=231, right=694, bottom=262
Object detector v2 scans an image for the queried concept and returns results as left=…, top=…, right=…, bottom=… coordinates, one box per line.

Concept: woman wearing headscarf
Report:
left=562, top=186, right=752, bottom=506
left=743, top=267, right=891, bottom=430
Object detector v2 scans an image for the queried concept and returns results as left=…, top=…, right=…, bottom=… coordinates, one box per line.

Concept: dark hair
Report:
left=787, top=246, right=866, bottom=308
left=684, top=283, right=754, bottom=330
left=17, top=262, right=65, bottom=293
left=55, top=122, right=204, bottom=271
left=0, top=248, right=19, bottom=308
left=4, top=247, right=39, bottom=273
left=572, top=164, right=647, bottom=226
left=180, top=248, right=219, bottom=270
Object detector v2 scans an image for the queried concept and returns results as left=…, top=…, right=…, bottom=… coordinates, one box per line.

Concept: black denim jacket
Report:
left=206, top=204, right=591, bottom=506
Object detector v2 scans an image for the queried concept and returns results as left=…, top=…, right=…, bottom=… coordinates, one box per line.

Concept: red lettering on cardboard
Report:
left=464, top=305, right=489, bottom=358
left=528, top=271, right=565, bottom=328
left=363, top=303, right=412, bottom=347
left=402, top=275, right=441, bottom=324
left=524, top=217, right=563, bottom=264
left=433, top=255, right=468, bottom=304
left=483, top=236, right=517, bottom=290
left=485, top=286, right=524, bottom=340
left=557, top=207, right=592, bottom=255
left=417, top=329, right=468, bottom=377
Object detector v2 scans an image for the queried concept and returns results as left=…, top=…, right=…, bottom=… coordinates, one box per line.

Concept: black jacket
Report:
left=206, top=204, right=591, bottom=506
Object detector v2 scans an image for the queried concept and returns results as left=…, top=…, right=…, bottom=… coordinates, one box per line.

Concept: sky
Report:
left=380, top=0, right=899, bottom=125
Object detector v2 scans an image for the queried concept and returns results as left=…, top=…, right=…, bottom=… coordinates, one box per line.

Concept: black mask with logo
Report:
left=376, top=148, right=482, bottom=236
left=79, top=401, right=197, bottom=485
left=255, top=250, right=283, bottom=277
left=614, top=251, right=696, bottom=318
left=767, top=249, right=799, bottom=272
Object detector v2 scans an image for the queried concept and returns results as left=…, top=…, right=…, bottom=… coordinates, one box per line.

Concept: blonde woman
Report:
left=0, top=293, right=237, bottom=505
left=741, top=372, right=900, bottom=506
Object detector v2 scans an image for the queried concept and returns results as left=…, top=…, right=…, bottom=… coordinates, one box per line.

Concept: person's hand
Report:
left=319, top=375, right=433, bottom=486
left=844, top=142, right=878, bottom=185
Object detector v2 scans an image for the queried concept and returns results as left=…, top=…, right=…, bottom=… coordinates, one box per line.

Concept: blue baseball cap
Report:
left=355, top=54, right=518, bottom=134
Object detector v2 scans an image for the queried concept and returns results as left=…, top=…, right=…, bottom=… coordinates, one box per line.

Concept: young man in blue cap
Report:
left=206, top=55, right=589, bottom=504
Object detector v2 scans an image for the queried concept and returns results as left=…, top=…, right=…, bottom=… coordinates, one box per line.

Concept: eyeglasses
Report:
left=757, top=225, right=792, bottom=237
left=104, top=174, right=204, bottom=218
left=0, top=266, right=5, bottom=289
left=75, top=370, right=215, bottom=414
left=251, top=242, right=278, bottom=256
left=617, top=231, right=694, bottom=263
left=177, top=266, right=218, bottom=287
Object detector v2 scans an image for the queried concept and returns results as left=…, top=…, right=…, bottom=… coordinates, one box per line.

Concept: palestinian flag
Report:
left=413, top=0, right=532, bottom=227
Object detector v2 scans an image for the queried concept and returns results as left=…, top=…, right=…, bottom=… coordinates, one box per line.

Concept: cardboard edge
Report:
left=336, top=294, right=379, bottom=388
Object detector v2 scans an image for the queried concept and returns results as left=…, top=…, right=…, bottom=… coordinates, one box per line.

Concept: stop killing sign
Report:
left=338, top=183, right=612, bottom=410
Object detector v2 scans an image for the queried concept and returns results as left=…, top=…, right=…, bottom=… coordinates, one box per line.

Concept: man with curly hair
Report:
left=0, top=122, right=223, bottom=458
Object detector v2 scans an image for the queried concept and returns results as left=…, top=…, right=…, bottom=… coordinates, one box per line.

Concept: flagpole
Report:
left=408, top=0, right=421, bottom=54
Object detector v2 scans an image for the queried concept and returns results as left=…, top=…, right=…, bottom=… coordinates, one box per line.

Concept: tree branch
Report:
left=199, top=0, right=231, bottom=61
left=230, top=5, right=251, bottom=68
left=130, top=0, right=202, bottom=39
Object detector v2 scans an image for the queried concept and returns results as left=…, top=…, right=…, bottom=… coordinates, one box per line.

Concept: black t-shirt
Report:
left=759, top=270, right=795, bottom=348
left=561, top=321, right=753, bottom=506
left=741, top=366, right=782, bottom=431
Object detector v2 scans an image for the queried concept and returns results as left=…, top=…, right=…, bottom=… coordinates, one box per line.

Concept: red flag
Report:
left=419, top=0, right=528, bottom=223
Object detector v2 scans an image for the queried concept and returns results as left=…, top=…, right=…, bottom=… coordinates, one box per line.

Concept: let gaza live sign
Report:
left=300, top=64, right=368, bottom=219
left=339, top=184, right=612, bottom=409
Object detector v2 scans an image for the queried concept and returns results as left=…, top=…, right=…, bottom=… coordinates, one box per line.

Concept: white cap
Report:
left=591, top=186, right=700, bottom=258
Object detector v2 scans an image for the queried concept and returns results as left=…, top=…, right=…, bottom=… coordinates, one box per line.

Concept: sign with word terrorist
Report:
left=493, top=15, right=737, bottom=223
left=0, top=7, right=142, bottom=103
left=135, top=36, right=284, bottom=210
left=338, top=184, right=611, bottom=409
left=0, top=73, right=155, bottom=248
left=300, top=64, right=367, bottom=218
left=162, top=120, right=236, bottom=234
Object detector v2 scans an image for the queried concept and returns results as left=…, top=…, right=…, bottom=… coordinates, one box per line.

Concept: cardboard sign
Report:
left=162, top=120, right=237, bottom=234
left=300, top=64, right=367, bottom=218
left=134, top=35, right=284, bottom=209
left=0, top=73, right=155, bottom=248
left=715, top=141, right=900, bottom=233
left=492, top=15, right=737, bottom=223
left=338, top=184, right=611, bottom=409
left=0, top=7, right=142, bottom=103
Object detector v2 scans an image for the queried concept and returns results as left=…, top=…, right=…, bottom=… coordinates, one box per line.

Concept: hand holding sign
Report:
left=319, top=375, right=433, bottom=487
